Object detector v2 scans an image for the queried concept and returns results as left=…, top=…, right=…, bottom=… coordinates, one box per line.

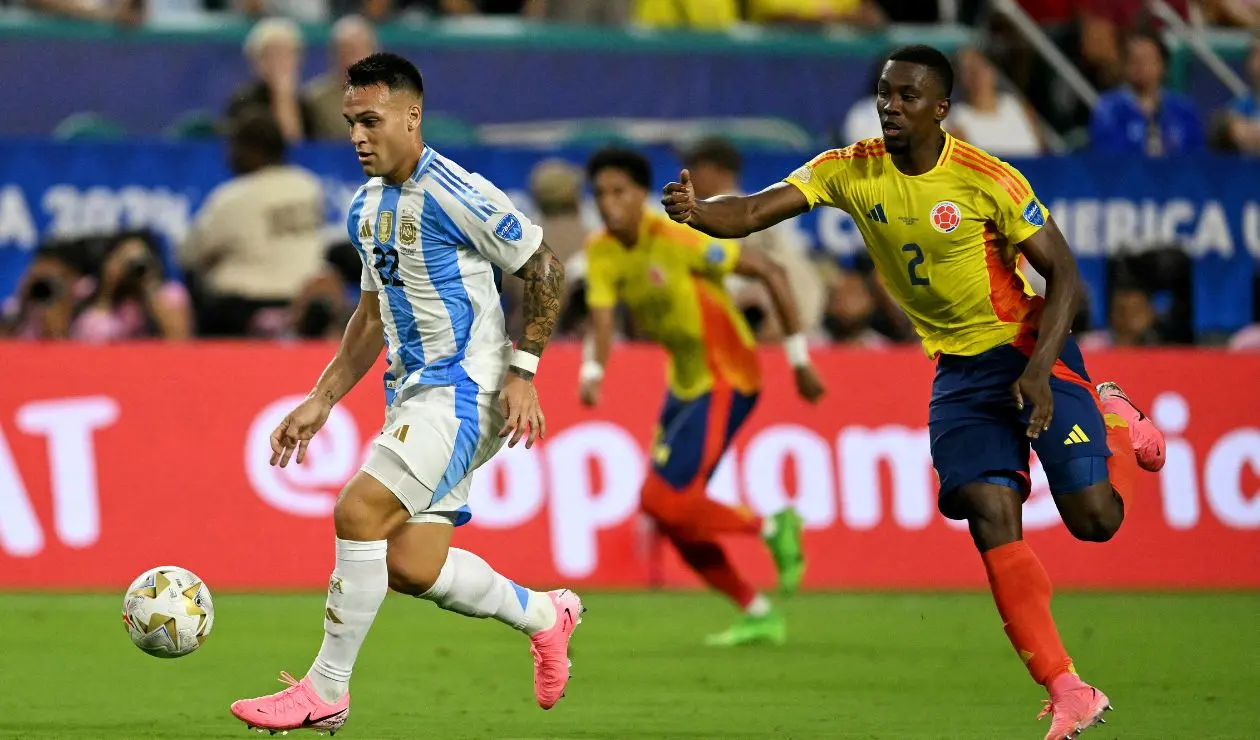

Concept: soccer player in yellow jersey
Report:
left=579, top=147, right=826, bottom=646
left=662, top=45, right=1167, bottom=739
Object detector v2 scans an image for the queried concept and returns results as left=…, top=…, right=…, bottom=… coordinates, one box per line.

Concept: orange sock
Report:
left=982, top=541, right=1076, bottom=687
left=669, top=534, right=756, bottom=608
left=1104, top=415, right=1138, bottom=507
left=640, top=473, right=762, bottom=539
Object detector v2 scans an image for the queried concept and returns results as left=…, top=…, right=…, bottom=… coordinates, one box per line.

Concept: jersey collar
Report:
left=409, top=145, right=438, bottom=183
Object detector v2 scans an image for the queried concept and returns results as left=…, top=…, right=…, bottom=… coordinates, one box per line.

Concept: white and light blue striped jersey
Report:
left=347, top=147, right=543, bottom=404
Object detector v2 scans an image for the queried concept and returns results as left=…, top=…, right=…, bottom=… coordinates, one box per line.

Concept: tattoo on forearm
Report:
left=514, top=243, right=565, bottom=357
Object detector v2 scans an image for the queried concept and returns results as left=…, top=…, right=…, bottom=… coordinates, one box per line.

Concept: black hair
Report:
left=586, top=146, right=652, bottom=191
left=681, top=136, right=742, bottom=174
left=346, top=52, right=424, bottom=98
left=886, top=44, right=955, bottom=98
left=228, top=111, right=286, bottom=162
left=1125, top=27, right=1170, bottom=65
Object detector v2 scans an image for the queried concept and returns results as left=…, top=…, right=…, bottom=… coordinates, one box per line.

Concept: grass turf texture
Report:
left=0, top=591, right=1255, bottom=739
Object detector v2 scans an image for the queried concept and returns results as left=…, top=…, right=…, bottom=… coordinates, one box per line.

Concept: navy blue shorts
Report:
left=652, top=387, right=759, bottom=490
left=929, top=336, right=1110, bottom=519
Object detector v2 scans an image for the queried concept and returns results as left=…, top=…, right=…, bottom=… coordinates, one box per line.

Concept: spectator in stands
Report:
left=233, top=0, right=330, bottom=22
left=358, top=0, right=545, bottom=17
left=178, top=113, right=326, bottom=336
left=820, top=267, right=893, bottom=347
left=748, top=0, right=885, bottom=28
left=226, top=17, right=318, bottom=144
left=1223, top=38, right=1260, bottom=155
left=19, top=0, right=142, bottom=24
left=634, top=0, right=739, bottom=30
left=305, top=15, right=378, bottom=141
left=1089, top=29, right=1205, bottom=156
left=69, top=231, right=192, bottom=342
left=1078, top=284, right=1162, bottom=349
left=947, top=47, right=1044, bottom=157
left=1198, top=0, right=1260, bottom=27
left=542, top=0, right=631, bottom=24
left=681, top=136, right=826, bottom=339
left=0, top=245, right=86, bottom=340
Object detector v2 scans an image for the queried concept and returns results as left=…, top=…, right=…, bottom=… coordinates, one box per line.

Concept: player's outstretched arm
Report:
left=500, top=241, right=566, bottom=449
left=579, top=307, right=615, bottom=407
left=734, top=249, right=826, bottom=404
left=271, top=289, right=385, bottom=467
left=662, top=170, right=809, bottom=239
left=1012, top=215, right=1083, bottom=439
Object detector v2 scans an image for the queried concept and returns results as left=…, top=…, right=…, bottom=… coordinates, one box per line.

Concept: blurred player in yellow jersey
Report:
left=662, top=45, right=1166, bottom=740
left=579, top=147, right=826, bottom=646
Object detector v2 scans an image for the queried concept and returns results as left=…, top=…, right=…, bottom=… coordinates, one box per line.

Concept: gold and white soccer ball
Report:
left=122, top=566, right=214, bottom=658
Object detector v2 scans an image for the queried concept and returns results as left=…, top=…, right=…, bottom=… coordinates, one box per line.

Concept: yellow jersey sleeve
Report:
left=979, top=159, right=1048, bottom=245
left=684, top=235, right=741, bottom=279
left=584, top=239, right=619, bottom=309
left=783, top=148, right=854, bottom=212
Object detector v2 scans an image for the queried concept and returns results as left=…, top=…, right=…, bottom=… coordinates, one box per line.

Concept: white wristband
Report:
left=510, top=349, right=540, bottom=376
left=579, top=360, right=605, bottom=383
left=784, top=333, right=810, bottom=368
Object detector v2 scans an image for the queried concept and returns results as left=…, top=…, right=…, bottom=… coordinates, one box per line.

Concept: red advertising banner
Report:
left=0, top=342, right=1257, bottom=591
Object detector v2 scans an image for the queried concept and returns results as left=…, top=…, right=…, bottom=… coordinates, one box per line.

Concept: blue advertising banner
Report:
left=0, top=141, right=1255, bottom=334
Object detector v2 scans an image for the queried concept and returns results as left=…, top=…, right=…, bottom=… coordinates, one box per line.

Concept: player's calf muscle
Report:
left=957, top=483, right=1024, bottom=552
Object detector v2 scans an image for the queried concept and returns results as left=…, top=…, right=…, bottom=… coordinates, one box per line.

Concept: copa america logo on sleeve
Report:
left=1023, top=199, right=1046, bottom=227
left=495, top=213, right=523, bottom=242
left=705, top=243, right=727, bottom=265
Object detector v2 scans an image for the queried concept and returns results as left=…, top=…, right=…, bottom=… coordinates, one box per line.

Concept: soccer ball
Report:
left=122, top=566, right=214, bottom=658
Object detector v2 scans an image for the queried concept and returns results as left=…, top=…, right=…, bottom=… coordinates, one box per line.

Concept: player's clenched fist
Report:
left=661, top=169, right=696, bottom=223
left=270, top=395, right=333, bottom=467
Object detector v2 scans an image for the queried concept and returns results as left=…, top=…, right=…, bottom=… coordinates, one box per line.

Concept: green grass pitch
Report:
left=0, top=591, right=1256, bottom=739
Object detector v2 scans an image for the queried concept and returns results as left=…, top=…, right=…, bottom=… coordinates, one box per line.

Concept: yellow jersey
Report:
left=784, top=134, right=1048, bottom=357
left=586, top=210, right=761, bottom=400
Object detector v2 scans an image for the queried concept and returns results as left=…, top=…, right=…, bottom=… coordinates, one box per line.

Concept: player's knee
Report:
left=333, top=472, right=410, bottom=541
left=1061, top=484, right=1124, bottom=543
left=955, top=480, right=1024, bottom=552
left=387, top=549, right=444, bottom=596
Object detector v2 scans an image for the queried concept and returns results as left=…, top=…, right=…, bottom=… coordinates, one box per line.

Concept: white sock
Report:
left=420, top=548, right=556, bottom=635
left=761, top=516, right=778, bottom=538
left=745, top=593, right=772, bottom=618
left=308, top=538, right=388, bottom=703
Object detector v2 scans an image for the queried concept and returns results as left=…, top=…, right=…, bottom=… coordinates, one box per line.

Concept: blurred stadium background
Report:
left=0, top=1, right=1258, bottom=738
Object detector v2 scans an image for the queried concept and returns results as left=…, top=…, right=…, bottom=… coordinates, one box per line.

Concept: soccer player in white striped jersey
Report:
left=230, top=53, right=582, bottom=736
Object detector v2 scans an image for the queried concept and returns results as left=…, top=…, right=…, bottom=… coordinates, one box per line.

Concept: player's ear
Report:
left=936, top=97, right=951, bottom=125
left=408, top=103, right=422, bottom=133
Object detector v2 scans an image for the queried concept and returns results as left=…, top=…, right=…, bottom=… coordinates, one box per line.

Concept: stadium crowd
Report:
left=1, top=0, right=1258, bottom=350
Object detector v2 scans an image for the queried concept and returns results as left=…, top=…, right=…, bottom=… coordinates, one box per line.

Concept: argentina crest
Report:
left=399, top=211, right=418, bottom=246
left=376, top=210, right=394, bottom=243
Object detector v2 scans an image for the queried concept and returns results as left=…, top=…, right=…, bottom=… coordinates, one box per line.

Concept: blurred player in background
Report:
left=662, top=45, right=1166, bottom=739
left=229, top=53, right=581, bottom=735
left=580, top=146, right=825, bottom=647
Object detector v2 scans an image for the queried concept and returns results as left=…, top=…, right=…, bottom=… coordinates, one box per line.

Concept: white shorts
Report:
left=361, top=382, right=505, bottom=526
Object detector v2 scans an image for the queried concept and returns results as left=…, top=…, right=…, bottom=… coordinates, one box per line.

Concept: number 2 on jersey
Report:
left=901, top=243, right=930, bottom=286
left=373, top=244, right=404, bottom=287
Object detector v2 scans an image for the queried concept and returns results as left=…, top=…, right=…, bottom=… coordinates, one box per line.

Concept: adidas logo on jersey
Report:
left=868, top=203, right=888, bottom=224
left=1063, top=424, right=1091, bottom=445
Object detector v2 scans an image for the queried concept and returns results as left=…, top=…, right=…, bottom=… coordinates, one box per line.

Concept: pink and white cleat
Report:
left=529, top=589, right=584, bottom=710
left=1097, top=381, right=1166, bottom=472
left=230, top=672, right=349, bottom=735
left=1039, top=683, right=1113, bottom=740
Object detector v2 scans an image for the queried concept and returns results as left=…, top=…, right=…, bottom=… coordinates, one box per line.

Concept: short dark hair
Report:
left=346, top=52, right=424, bottom=98
left=1125, top=27, right=1170, bottom=64
left=681, top=136, right=742, bottom=174
left=586, top=146, right=652, bottom=191
left=886, top=44, right=955, bottom=98
left=229, top=111, right=286, bottom=162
